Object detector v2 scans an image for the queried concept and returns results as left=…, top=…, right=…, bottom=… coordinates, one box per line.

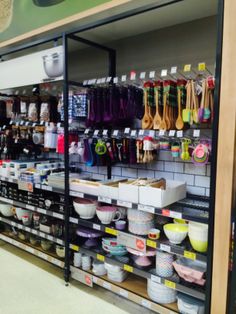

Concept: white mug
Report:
left=96, top=206, right=121, bottom=225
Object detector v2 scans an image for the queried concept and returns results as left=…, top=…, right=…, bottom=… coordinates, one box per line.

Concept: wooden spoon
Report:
left=165, top=103, right=171, bottom=130
left=142, top=89, right=152, bottom=129
left=159, top=92, right=167, bottom=130
left=153, top=86, right=162, bottom=130
left=175, top=88, right=184, bottom=129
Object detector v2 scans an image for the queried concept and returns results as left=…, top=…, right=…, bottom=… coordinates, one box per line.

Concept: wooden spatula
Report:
left=159, top=92, right=167, bottom=130
left=182, top=80, right=191, bottom=123
left=175, top=88, right=184, bottom=130
left=142, top=82, right=153, bottom=129
left=153, top=82, right=162, bottom=130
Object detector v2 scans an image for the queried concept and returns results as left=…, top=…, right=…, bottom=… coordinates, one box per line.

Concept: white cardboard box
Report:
left=99, top=179, right=128, bottom=200
left=139, top=180, right=186, bottom=208
left=70, top=179, right=101, bottom=196
left=118, top=180, right=140, bottom=203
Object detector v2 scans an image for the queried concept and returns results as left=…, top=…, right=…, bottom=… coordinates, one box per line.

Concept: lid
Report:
left=177, top=293, right=204, bottom=306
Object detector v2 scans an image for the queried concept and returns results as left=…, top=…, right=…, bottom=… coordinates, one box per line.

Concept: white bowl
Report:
left=73, top=198, right=97, bottom=219
left=0, top=203, right=14, bottom=217
left=15, top=208, right=32, bottom=221
left=56, top=245, right=65, bottom=258
left=128, top=220, right=154, bottom=235
left=164, top=224, right=188, bottom=244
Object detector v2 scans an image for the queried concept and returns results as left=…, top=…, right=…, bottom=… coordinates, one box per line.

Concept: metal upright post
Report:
left=62, top=32, right=70, bottom=285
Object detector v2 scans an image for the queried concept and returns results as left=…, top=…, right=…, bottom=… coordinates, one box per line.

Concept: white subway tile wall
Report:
left=76, top=149, right=211, bottom=196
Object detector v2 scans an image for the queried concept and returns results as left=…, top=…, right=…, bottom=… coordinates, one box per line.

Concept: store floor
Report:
left=0, top=240, right=152, bottom=314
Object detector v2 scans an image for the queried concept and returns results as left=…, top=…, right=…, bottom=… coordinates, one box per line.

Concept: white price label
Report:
left=149, top=130, right=155, bottom=137
left=27, top=247, right=34, bottom=254
left=159, top=130, right=165, bottom=136
left=32, top=123, right=37, bottom=127
left=57, top=239, right=64, bottom=245
left=103, top=282, right=111, bottom=289
left=35, top=184, right=40, bottom=189
left=32, top=229, right=37, bottom=235
left=70, top=191, right=84, bottom=198
left=102, top=130, right=108, bottom=136
left=97, top=79, right=101, bottom=84
left=169, top=130, right=176, bottom=137
left=113, top=130, right=119, bottom=136
left=39, top=232, right=45, bottom=237
left=106, top=77, right=112, bottom=83
left=47, top=235, right=54, bottom=241
left=46, top=186, right=52, bottom=191
left=117, top=200, right=132, bottom=208
left=25, top=122, right=30, bottom=126
left=8, top=178, right=13, bottom=183
left=151, top=274, right=161, bottom=283
left=171, top=66, right=177, bottom=74
left=119, top=289, right=129, bottom=298
left=93, top=277, right=98, bottom=284
left=26, top=204, right=34, bottom=210
left=161, top=69, right=168, bottom=77
left=53, top=213, right=63, bottom=219
left=138, top=204, right=155, bottom=214
left=149, top=71, right=155, bottom=78
left=101, top=78, right=106, bottom=83
left=83, top=80, right=88, bottom=86
left=121, top=75, right=127, bottom=82
left=37, top=208, right=46, bottom=214
left=169, top=211, right=182, bottom=219
left=177, top=130, right=183, bottom=138
left=20, top=121, right=24, bottom=125
left=113, top=77, right=118, bottom=84
left=139, top=129, right=145, bottom=136
left=130, top=72, right=136, bottom=80
left=94, top=130, right=99, bottom=136
left=140, top=72, right=146, bottom=79
left=18, top=225, right=23, bottom=229
left=38, top=252, right=47, bottom=259
left=84, top=129, right=90, bottom=135
left=193, top=129, right=200, bottom=137
left=93, top=224, right=101, bottom=231
left=131, top=130, right=136, bottom=136
left=124, top=128, right=130, bottom=134
left=40, top=121, right=44, bottom=126
left=160, top=244, right=171, bottom=253
left=11, top=222, right=16, bottom=227
left=141, top=300, right=151, bottom=309
left=98, top=196, right=112, bottom=204
left=70, top=217, right=78, bottom=224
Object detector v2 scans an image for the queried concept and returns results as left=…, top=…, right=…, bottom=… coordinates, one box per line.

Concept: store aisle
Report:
left=0, top=241, right=152, bottom=314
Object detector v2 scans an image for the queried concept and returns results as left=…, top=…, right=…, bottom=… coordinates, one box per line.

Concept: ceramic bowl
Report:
left=96, top=206, right=121, bottom=225
left=104, top=262, right=122, bottom=273
left=56, top=245, right=65, bottom=258
left=188, top=222, right=208, bottom=253
left=174, top=218, right=188, bottom=227
left=74, top=252, right=82, bottom=267
left=177, top=293, right=205, bottom=314
left=128, top=220, right=154, bottom=235
left=73, top=198, right=97, bottom=219
left=147, top=279, right=177, bottom=304
left=164, top=223, right=188, bottom=244
left=156, top=251, right=174, bottom=277
left=41, top=240, right=53, bottom=251
left=115, top=220, right=126, bottom=230
left=148, top=228, right=160, bottom=240
left=18, top=231, right=29, bottom=241
left=22, top=214, right=32, bottom=226
left=127, top=208, right=154, bottom=222
left=0, top=203, right=14, bottom=217
left=29, top=235, right=40, bottom=246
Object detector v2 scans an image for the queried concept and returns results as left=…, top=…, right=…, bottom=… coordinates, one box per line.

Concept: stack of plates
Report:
left=147, top=278, right=177, bottom=304
left=102, top=238, right=127, bottom=256
left=105, top=262, right=128, bottom=283
left=92, top=261, right=107, bottom=276
left=128, top=209, right=154, bottom=235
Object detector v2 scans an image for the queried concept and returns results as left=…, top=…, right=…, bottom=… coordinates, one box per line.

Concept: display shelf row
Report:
left=0, top=196, right=64, bottom=220
left=71, top=266, right=178, bottom=314
left=70, top=244, right=205, bottom=301
left=0, top=176, right=209, bottom=223
left=0, top=232, right=64, bottom=268
left=69, top=216, right=207, bottom=263
left=0, top=216, right=64, bottom=245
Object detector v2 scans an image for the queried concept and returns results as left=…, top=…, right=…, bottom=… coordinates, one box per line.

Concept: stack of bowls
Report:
left=0, top=203, right=14, bottom=217
left=188, top=222, right=208, bottom=253
left=177, top=293, right=205, bottom=314
left=105, top=262, right=128, bottom=282
left=92, top=261, right=107, bottom=276
left=156, top=251, right=174, bottom=278
left=173, top=258, right=206, bottom=285
left=82, top=255, right=92, bottom=271
left=73, top=198, right=97, bottom=219
left=128, top=209, right=154, bottom=235
left=74, top=252, right=82, bottom=267
left=102, top=238, right=127, bottom=256
left=147, top=279, right=177, bottom=304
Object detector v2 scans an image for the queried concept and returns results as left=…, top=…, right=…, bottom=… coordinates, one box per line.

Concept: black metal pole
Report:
left=205, top=0, right=224, bottom=313
left=107, top=49, right=116, bottom=180
left=62, top=32, right=70, bottom=285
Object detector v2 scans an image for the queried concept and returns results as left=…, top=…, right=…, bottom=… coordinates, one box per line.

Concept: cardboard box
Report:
left=99, top=179, right=128, bottom=200
left=70, top=179, right=101, bottom=196
left=118, top=180, right=140, bottom=203
left=139, top=180, right=186, bottom=208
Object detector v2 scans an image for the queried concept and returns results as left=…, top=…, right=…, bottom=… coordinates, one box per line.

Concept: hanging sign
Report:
left=0, top=46, right=64, bottom=90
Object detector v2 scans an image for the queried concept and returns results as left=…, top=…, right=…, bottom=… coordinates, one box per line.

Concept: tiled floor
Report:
left=0, top=240, right=152, bottom=314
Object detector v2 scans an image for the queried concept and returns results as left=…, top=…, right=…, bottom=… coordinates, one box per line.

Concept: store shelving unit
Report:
left=0, top=0, right=224, bottom=313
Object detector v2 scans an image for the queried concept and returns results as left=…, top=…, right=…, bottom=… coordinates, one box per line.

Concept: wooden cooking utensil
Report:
left=153, top=83, right=162, bottom=130
left=175, top=88, right=184, bottom=130
left=191, top=80, right=199, bottom=124
left=182, top=81, right=191, bottom=123
left=142, top=82, right=153, bottom=129
left=198, top=79, right=206, bottom=123
left=159, top=92, right=167, bottom=130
